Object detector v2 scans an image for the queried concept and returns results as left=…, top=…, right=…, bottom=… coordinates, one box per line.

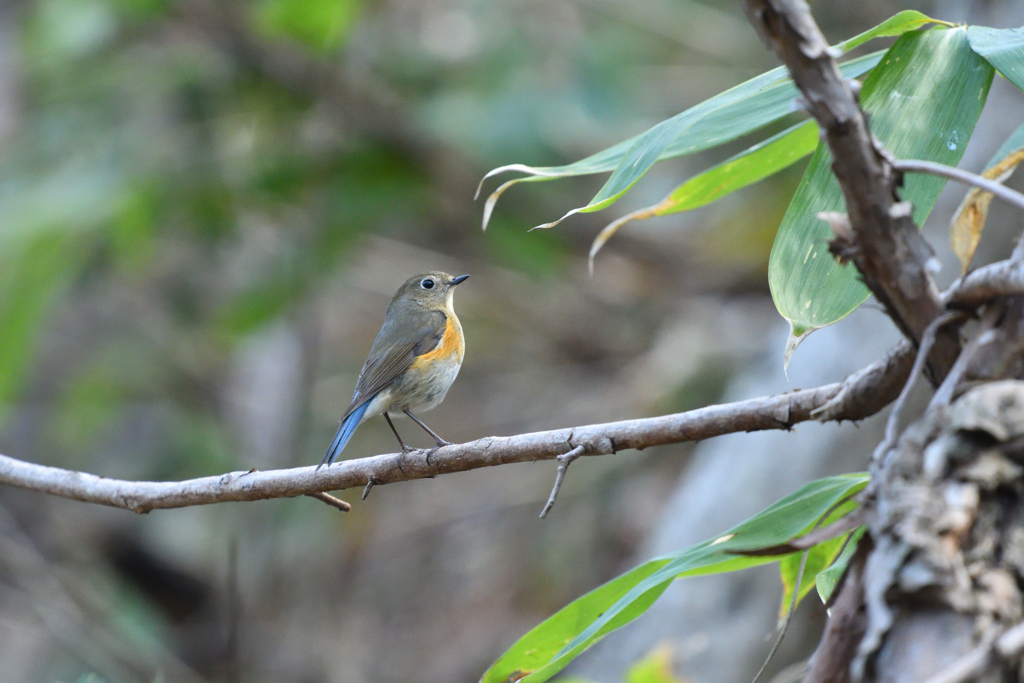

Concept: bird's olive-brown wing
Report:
left=341, top=307, right=446, bottom=419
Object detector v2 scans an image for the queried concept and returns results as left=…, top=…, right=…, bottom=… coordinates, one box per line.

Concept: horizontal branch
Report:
left=8, top=251, right=1024, bottom=515
left=1, top=355, right=905, bottom=513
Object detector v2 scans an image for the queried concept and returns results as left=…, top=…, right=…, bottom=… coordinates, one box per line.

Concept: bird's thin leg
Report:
left=384, top=413, right=414, bottom=454
left=403, top=409, right=452, bottom=448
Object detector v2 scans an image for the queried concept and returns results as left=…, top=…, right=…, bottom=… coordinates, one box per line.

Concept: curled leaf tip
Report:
left=783, top=323, right=815, bottom=378
left=475, top=163, right=552, bottom=203
left=482, top=178, right=529, bottom=231
left=588, top=207, right=658, bottom=275
left=529, top=208, right=579, bottom=233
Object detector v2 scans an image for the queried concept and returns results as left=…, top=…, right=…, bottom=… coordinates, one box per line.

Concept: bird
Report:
left=319, top=271, right=469, bottom=468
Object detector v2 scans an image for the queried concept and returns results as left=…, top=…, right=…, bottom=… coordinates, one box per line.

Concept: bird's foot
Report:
left=425, top=440, right=452, bottom=467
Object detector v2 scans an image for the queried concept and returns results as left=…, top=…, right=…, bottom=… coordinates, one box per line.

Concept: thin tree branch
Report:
left=0, top=347, right=914, bottom=513
left=539, top=445, right=586, bottom=519
left=877, top=311, right=965, bottom=462
left=945, top=258, right=1024, bottom=309
left=745, top=0, right=959, bottom=381
left=6, top=247, right=1024, bottom=515
left=810, top=341, right=913, bottom=422
left=893, top=159, right=1024, bottom=215
left=305, top=492, right=352, bottom=512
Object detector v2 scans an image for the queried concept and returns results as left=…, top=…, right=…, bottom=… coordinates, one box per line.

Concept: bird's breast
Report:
left=410, top=314, right=464, bottom=368
left=399, top=313, right=464, bottom=412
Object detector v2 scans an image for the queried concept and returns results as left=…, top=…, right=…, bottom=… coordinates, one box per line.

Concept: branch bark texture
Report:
left=744, top=0, right=960, bottom=380
left=0, top=355, right=906, bottom=513
left=743, top=3, right=1024, bottom=683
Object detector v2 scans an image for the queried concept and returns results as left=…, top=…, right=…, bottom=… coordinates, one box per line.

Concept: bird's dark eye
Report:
left=420, top=278, right=435, bottom=290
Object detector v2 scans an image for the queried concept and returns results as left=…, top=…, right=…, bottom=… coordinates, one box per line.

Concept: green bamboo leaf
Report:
left=478, top=10, right=940, bottom=230
left=815, top=527, right=866, bottom=604
left=769, top=27, right=994, bottom=343
left=479, top=54, right=880, bottom=231
left=968, top=26, right=1024, bottom=92
left=530, top=53, right=882, bottom=233
left=481, top=474, right=869, bottom=683
left=777, top=496, right=862, bottom=618
left=589, top=120, right=819, bottom=269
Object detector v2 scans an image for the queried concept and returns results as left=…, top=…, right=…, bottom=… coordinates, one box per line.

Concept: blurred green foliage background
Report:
left=0, top=0, right=944, bottom=681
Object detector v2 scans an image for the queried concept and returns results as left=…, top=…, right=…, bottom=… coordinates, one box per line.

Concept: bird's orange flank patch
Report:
left=411, top=317, right=463, bottom=367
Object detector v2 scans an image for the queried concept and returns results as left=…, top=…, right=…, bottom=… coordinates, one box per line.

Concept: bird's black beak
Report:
left=450, top=274, right=470, bottom=285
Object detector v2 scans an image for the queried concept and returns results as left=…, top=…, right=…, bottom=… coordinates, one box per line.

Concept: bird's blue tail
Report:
left=319, top=402, right=370, bottom=469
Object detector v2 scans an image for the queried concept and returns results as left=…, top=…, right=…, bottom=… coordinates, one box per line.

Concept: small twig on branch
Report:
left=539, top=445, right=587, bottom=519
left=305, top=492, right=351, bottom=512
left=361, top=480, right=375, bottom=500
left=893, top=159, right=1024, bottom=215
left=877, top=311, right=965, bottom=462
left=930, top=328, right=998, bottom=409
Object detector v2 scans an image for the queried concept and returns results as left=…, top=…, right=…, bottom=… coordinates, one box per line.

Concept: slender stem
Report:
left=876, top=311, right=963, bottom=465
left=539, top=445, right=587, bottom=519
left=306, top=491, right=352, bottom=512
left=893, top=159, right=1024, bottom=215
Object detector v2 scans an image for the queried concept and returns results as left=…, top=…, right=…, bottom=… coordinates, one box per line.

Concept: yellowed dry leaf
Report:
left=951, top=148, right=1024, bottom=273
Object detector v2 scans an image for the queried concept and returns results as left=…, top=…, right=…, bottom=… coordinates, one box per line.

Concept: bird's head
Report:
left=393, top=271, right=469, bottom=310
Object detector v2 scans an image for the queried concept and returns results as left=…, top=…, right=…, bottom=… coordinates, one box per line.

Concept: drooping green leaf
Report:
left=480, top=54, right=879, bottom=231
left=815, top=527, right=866, bottom=604
left=590, top=120, right=819, bottom=267
left=968, top=26, right=1024, bottom=92
left=769, top=27, right=994, bottom=339
left=478, top=10, right=941, bottom=230
left=508, top=53, right=882, bottom=232
left=481, top=474, right=869, bottom=683
left=777, top=497, right=862, bottom=618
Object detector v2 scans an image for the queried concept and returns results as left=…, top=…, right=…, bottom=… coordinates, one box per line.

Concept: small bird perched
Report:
left=319, top=271, right=469, bottom=468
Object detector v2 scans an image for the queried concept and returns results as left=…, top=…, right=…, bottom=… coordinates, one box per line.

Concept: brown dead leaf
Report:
left=950, top=147, right=1024, bottom=273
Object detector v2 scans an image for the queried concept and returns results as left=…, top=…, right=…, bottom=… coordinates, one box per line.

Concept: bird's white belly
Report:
left=396, top=355, right=463, bottom=413
left=359, top=356, right=463, bottom=420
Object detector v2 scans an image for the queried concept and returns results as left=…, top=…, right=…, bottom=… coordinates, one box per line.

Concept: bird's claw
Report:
left=425, top=441, right=452, bottom=467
